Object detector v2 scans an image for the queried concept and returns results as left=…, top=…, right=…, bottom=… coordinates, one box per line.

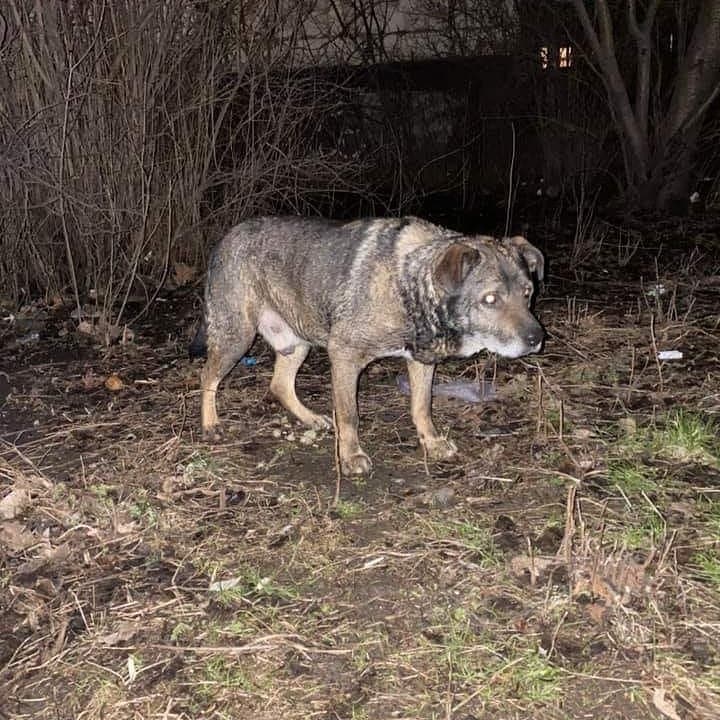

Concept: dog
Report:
left=190, top=216, right=544, bottom=475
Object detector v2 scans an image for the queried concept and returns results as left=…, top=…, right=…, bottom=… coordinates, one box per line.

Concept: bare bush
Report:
left=0, top=1, right=368, bottom=330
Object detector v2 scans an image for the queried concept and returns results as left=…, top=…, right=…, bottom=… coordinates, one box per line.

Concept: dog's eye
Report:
left=483, top=293, right=496, bottom=305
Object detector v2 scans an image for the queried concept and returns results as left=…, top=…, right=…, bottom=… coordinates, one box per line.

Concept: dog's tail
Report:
left=188, top=319, right=208, bottom=359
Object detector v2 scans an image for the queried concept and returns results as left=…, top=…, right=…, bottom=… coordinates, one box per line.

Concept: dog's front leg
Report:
left=406, top=359, right=457, bottom=461
left=328, top=349, right=372, bottom=476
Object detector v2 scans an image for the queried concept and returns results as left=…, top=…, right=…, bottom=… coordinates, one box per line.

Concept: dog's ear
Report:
left=434, top=243, right=481, bottom=293
left=505, top=236, right=544, bottom=281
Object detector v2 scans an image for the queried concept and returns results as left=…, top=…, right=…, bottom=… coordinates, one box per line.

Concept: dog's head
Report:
left=433, top=235, right=545, bottom=359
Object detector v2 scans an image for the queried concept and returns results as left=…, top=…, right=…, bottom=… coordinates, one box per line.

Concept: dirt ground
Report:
left=1, top=220, right=719, bottom=720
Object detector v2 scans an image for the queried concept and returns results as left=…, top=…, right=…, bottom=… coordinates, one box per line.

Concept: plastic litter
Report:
left=239, top=356, right=257, bottom=366
left=396, top=374, right=496, bottom=403
left=16, top=331, right=40, bottom=345
left=657, top=350, right=683, bottom=361
left=646, top=284, right=666, bottom=297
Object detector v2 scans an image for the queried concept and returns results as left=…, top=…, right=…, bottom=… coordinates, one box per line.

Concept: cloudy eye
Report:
left=483, top=293, right=496, bottom=305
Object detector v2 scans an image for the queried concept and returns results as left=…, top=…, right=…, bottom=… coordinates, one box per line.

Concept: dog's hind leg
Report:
left=270, top=343, right=332, bottom=430
left=200, top=325, right=255, bottom=441
left=406, top=359, right=457, bottom=461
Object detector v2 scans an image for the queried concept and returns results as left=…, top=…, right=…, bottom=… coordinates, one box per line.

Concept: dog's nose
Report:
left=526, top=326, right=544, bottom=349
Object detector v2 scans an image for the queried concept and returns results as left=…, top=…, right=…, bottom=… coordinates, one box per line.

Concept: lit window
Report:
left=559, top=46, right=573, bottom=68
left=540, top=46, right=550, bottom=69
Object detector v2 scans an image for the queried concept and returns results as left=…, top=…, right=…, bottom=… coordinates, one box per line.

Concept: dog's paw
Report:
left=202, top=424, right=225, bottom=443
left=341, top=450, right=372, bottom=476
left=422, top=435, right=457, bottom=461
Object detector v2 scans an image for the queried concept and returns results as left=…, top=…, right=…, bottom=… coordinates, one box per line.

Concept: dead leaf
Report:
left=48, top=294, right=65, bottom=310
left=158, top=475, right=176, bottom=500
left=652, top=687, right=682, bottom=720
left=113, top=519, right=138, bottom=535
left=99, top=620, right=142, bottom=645
left=0, top=487, right=31, bottom=520
left=14, top=543, right=70, bottom=578
left=172, top=262, right=197, bottom=286
left=585, top=602, right=607, bottom=624
left=77, top=320, right=95, bottom=336
left=0, top=520, right=37, bottom=551
left=105, top=374, right=124, bottom=392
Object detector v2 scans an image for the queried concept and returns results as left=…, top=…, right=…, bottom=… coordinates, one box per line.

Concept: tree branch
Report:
left=595, top=0, right=615, bottom=54
left=665, top=0, right=720, bottom=142
left=570, top=0, right=603, bottom=59
left=569, top=0, right=650, bottom=182
left=628, top=0, right=660, bottom=137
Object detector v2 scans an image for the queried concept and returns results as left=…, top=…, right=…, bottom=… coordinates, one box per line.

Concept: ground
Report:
left=1, top=219, right=719, bottom=720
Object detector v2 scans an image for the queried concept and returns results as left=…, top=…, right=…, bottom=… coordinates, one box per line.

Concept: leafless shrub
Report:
left=569, top=176, right=603, bottom=269
left=0, top=1, right=369, bottom=332
left=615, top=223, right=642, bottom=268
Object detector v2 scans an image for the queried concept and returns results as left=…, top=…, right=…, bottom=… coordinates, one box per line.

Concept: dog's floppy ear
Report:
left=505, top=236, right=544, bottom=281
left=434, top=243, right=481, bottom=293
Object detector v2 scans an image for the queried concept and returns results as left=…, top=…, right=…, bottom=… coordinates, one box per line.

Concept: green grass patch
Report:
left=614, top=411, right=719, bottom=467
left=659, top=411, right=719, bottom=464
left=692, top=549, right=720, bottom=590
left=703, top=501, right=720, bottom=535
left=197, top=657, right=256, bottom=696
left=182, top=450, right=220, bottom=481
left=209, top=566, right=300, bottom=607
left=333, top=499, right=364, bottom=519
left=129, top=496, right=158, bottom=527
left=607, top=459, right=658, bottom=495
left=430, top=519, right=500, bottom=567
left=221, top=605, right=281, bottom=639
left=617, top=510, right=666, bottom=550
left=426, top=606, right=562, bottom=707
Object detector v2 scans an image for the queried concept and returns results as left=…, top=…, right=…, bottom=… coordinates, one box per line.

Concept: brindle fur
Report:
left=191, top=216, right=544, bottom=475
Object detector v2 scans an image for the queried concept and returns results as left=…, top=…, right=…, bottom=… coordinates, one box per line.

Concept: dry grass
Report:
left=1, top=227, right=720, bottom=719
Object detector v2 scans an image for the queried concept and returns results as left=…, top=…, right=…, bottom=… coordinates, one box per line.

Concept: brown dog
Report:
left=191, top=216, right=544, bottom=475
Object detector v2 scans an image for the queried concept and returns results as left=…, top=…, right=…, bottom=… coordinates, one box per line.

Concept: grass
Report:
left=209, top=566, right=300, bottom=607
left=198, top=657, right=256, bottom=697
left=182, top=449, right=221, bottom=481
left=659, top=410, right=719, bottom=464
left=692, top=550, right=720, bottom=590
left=618, top=510, right=666, bottom=550
left=439, top=607, right=483, bottom=684
left=607, top=459, right=658, bottom=495
left=333, top=499, right=364, bottom=519
left=498, top=649, right=562, bottom=705
left=614, top=411, right=719, bottom=468
left=703, top=501, right=720, bottom=535
left=429, top=519, right=501, bottom=567
left=424, top=605, right=562, bottom=707
left=129, top=496, right=158, bottom=527
left=600, top=412, right=719, bottom=549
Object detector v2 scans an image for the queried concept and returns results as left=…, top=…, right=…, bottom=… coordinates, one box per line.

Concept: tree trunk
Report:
left=569, top=0, right=720, bottom=214
left=645, top=0, right=720, bottom=213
